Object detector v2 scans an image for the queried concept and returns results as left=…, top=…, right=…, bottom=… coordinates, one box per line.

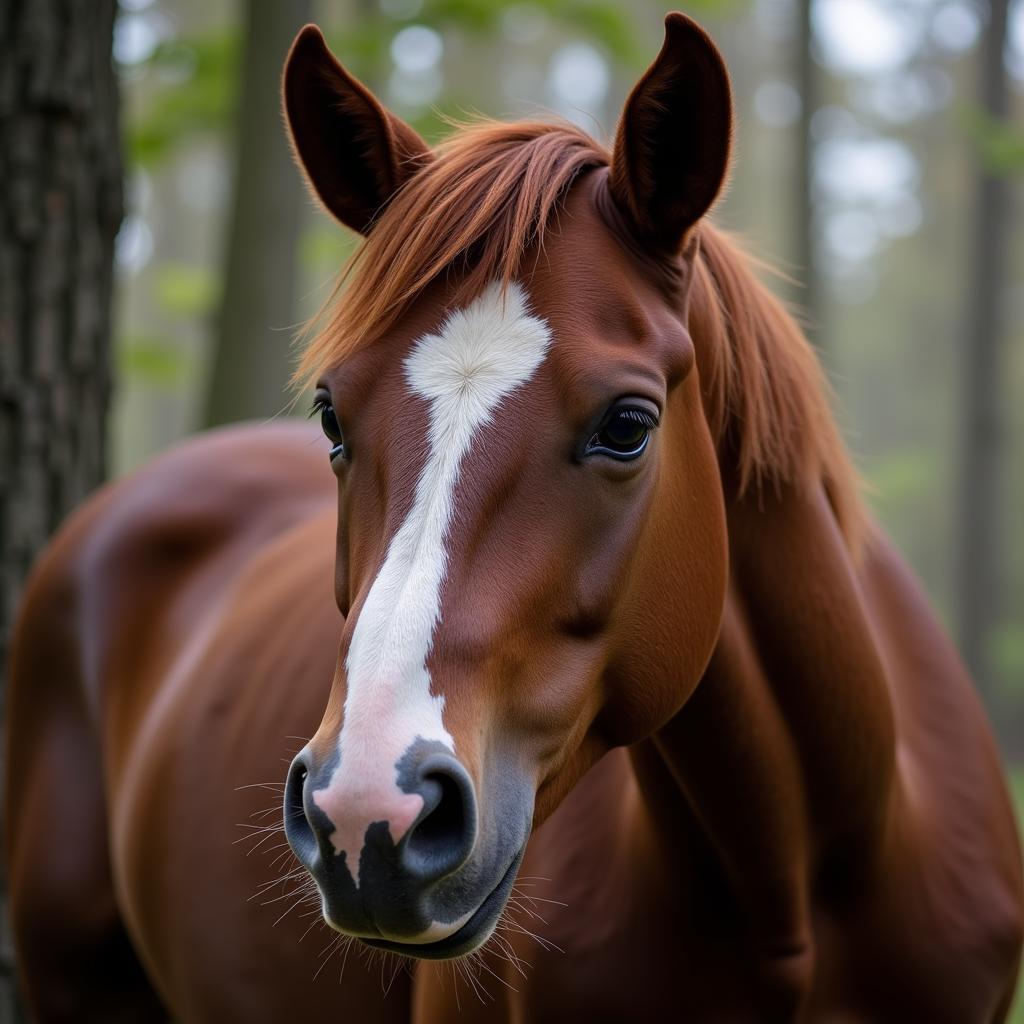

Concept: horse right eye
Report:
left=584, top=404, right=659, bottom=461
left=312, top=394, right=345, bottom=460
left=320, top=402, right=343, bottom=445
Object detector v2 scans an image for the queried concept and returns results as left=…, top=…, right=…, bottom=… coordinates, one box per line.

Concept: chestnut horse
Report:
left=7, top=13, right=1023, bottom=1023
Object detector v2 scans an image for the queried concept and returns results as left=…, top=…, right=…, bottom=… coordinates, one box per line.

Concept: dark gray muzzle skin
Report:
left=285, top=735, right=534, bottom=958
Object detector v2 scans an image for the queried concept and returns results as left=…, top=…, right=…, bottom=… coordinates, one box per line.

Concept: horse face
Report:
left=283, top=15, right=732, bottom=958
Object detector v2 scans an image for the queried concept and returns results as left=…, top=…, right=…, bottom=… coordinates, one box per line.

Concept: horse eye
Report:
left=586, top=407, right=656, bottom=461
left=313, top=396, right=345, bottom=459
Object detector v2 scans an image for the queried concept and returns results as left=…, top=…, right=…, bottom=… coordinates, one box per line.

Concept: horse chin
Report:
left=336, top=845, right=525, bottom=961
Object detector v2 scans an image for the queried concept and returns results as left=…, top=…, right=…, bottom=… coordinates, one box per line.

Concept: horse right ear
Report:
left=283, top=25, right=431, bottom=235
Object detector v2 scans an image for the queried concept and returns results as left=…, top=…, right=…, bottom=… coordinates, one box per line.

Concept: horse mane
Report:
left=296, top=118, right=864, bottom=549
left=689, top=226, right=865, bottom=548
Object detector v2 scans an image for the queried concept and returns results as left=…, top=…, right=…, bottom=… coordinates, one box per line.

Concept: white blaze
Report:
left=313, top=281, right=551, bottom=888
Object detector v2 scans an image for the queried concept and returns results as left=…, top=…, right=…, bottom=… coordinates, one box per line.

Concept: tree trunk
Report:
left=0, top=0, right=123, bottom=1015
left=795, top=0, right=821, bottom=346
left=956, top=0, right=1010, bottom=702
left=203, top=0, right=312, bottom=427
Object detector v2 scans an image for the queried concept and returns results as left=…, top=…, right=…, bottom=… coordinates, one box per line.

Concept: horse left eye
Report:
left=586, top=407, right=656, bottom=460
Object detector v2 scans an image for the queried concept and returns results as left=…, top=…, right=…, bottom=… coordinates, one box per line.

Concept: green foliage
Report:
left=126, top=32, right=240, bottom=167
left=962, top=107, right=1024, bottom=177
left=119, top=333, right=193, bottom=386
left=393, top=0, right=744, bottom=62
left=152, top=261, right=220, bottom=317
left=324, top=0, right=657, bottom=83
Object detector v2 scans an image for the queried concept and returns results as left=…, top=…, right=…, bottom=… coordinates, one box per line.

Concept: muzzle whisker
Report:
left=235, top=830, right=287, bottom=856
left=475, top=952, right=519, bottom=993
left=455, top=954, right=490, bottom=1004
left=508, top=904, right=548, bottom=927
left=248, top=868, right=309, bottom=900
left=267, top=847, right=299, bottom=872
left=448, top=962, right=462, bottom=1012
left=265, top=885, right=314, bottom=910
left=337, top=933, right=355, bottom=983
left=488, top=930, right=530, bottom=979
left=247, top=839, right=292, bottom=860
left=272, top=895, right=309, bottom=927
left=234, top=822, right=287, bottom=835
left=497, top=917, right=563, bottom=954
left=515, top=894, right=567, bottom=908
left=297, top=911, right=326, bottom=943
left=249, top=804, right=287, bottom=820
left=312, top=933, right=347, bottom=981
left=507, top=887, right=553, bottom=925
left=382, top=954, right=405, bottom=998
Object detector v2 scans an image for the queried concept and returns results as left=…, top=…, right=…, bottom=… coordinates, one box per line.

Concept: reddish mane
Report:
left=296, top=118, right=863, bottom=547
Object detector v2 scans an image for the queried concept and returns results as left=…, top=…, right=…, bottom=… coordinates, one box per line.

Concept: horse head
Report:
left=282, top=13, right=732, bottom=958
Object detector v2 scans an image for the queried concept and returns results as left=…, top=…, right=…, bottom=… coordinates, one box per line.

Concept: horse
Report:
left=6, top=12, right=1023, bottom=1022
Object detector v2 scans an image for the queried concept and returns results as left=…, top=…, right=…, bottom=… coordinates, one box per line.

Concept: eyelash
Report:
left=615, top=408, right=658, bottom=429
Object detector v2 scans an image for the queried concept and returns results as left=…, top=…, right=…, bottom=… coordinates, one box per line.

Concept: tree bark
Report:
left=0, top=0, right=122, bottom=1015
left=203, top=0, right=312, bottom=427
left=956, top=0, right=1010, bottom=702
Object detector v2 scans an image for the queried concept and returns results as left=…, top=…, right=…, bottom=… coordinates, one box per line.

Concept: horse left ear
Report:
left=609, top=13, right=733, bottom=253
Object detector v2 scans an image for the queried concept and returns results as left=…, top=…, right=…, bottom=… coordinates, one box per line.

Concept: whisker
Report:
left=476, top=954, right=518, bottom=993
left=313, top=934, right=346, bottom=980
left=273, top=892, right=313, bottom=927
left=498, top=918, right=563, bottom=954
left=488, top=931, right=529, bottom=978
left=263, top=883, right=318, bottom=907
left=299, top=913, right=326, bottom=942
left=249, top=868, right=309, bottom=900
left=338, top=933, right=354, bottom=983
left=234, top=822, right=286, bottom=836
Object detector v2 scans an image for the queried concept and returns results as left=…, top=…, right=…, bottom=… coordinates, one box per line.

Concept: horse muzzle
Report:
left=283, top=740, right=528, bottom=958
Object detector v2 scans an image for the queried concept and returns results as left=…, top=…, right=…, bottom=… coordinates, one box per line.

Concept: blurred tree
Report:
left=795, top=0, right=820, bottom=344
left=203, top=0, right=311, bottom=427
left=0, top=0, right=123, bottom=1016
left=956, top=0, right=1011, bottom=700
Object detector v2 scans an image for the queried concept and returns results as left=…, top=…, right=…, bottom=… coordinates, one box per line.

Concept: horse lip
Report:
left=360, top=846, right=526, bottom=960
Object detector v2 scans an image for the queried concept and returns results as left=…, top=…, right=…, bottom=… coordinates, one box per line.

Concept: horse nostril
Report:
left=283, top=754, right=316, bottom=865
left=402, top=756, right=477, bottom=882
left=411, top=772, right=464, bottom=847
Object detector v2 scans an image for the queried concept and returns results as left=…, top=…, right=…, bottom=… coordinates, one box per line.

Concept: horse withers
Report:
left=7, top=12, right=1022, bottom=1023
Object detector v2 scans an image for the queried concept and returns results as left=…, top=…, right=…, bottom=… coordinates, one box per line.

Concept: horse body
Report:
left=7, top=12, right=1022, bottom=1022
left=9, top=420, right=1020, bottom=1022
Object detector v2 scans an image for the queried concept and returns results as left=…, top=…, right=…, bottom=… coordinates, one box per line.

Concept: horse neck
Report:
left=637, top=477, right=897, bottom=951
